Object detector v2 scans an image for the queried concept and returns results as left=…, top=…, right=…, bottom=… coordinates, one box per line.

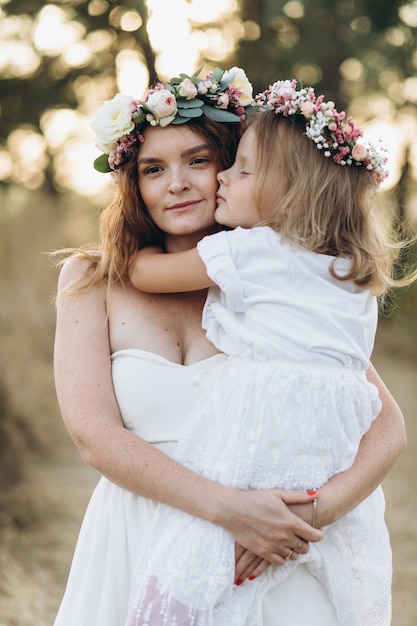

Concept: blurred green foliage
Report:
left=1, top=0, right=417, bottom=191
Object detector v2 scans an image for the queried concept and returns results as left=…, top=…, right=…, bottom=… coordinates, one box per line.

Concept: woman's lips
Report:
left=166, top=199, right=201, bottom=211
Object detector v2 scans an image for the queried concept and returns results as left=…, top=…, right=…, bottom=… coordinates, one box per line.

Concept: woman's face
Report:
left=137, top=125, right=219, bottom=250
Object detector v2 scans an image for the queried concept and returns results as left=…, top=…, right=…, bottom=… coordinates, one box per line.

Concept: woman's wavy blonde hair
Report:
left=248, top=110, right=416, bottom=297
left=54, top=116, right=241, bottom=290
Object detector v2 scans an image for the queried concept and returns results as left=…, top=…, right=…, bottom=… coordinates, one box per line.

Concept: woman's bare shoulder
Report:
left=57, top=252, right=103, bottom=296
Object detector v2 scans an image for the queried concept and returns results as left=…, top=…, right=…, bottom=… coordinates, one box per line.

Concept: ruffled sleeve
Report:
left=197, top=230, right=244, bottom=312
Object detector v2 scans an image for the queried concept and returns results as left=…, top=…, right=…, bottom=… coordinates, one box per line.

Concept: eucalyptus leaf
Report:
left=211, top=68, right=223, bottom=84
left=177, top=107, right=203, bottom=118
left=202, top=104, right=241, bottom=122
left=94, top=153, right=112, bottom=173
left=191, top=66, right=204, bottom=79
left=219, top=70, right=234, bottom=90
left=245, top=104, right=261, bottom=115
left=177, top=98, right=204, bottom=109
left=171, top=116, right=191, bottom=124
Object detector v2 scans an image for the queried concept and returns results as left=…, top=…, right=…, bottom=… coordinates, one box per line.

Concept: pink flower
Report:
left=372, top=170, right=386, bottom=184
left=145, top=89, right=178, bottom=127
left=178, top=78, right=198, bottom=100
left=216, top=93, right=230, bottom=109
left=351, top=143, right=369, bottom=162
left=301, top=101, right=316, bottom=118
left=328, top=122, right=338, bottom=132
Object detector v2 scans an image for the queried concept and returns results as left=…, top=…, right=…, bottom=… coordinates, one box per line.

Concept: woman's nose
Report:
left=168, top=168, right=191, bottom=192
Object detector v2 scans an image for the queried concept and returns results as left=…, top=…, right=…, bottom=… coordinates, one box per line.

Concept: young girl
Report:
left=126, top=80, right=410, bottom=626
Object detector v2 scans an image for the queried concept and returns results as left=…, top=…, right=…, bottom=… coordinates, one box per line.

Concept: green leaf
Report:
left=245, top=104, right=261, bottom=115
left=201, top=104, right=241, bottom=122
left=211, top=68, right=223, bottom=83
left=171, top=116, right=191, bottom=124
left=176, top=107, right=203, bottom=118
left=190, top=66, right=204, bottom=80
left=177, top=98, right=204, bottom=109
left=220, top=69, right=234, bottom=90
left=93, top=153, right=112, bottom=173
left=132, top=110, right=146, bottom=123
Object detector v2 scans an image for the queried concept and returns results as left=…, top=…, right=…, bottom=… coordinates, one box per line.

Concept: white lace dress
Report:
left=126, top=227, right=392, bottom=626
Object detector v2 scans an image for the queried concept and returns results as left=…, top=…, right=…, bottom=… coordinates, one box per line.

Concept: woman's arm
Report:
left=237, top=364, right=406, bottom=581
left=313, top=362, right=406, bottom=527
left=129, top=246, right=214, bottom=293
left=288, top=362, right=406, bottom=528
left=54, top=257, right=322, bottom=568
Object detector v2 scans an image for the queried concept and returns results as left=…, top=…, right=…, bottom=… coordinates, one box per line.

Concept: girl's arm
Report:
left=129, top=246, right=214, bottom=293
left=54, top=256, right=322, bottom=569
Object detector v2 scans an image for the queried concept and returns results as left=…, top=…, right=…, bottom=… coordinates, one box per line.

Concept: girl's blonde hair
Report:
left=249, top=110, right=415, bottom=297
left=54, top=116, right=241, bottom=290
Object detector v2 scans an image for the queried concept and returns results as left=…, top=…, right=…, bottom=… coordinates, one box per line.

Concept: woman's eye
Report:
left=191, top=157, right=211, bottom=166
left=143, top=165, right=162, bottom=175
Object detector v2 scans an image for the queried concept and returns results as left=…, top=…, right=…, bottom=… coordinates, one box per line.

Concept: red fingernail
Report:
left=235, top=579, right=243, bottom=586
left=248, top=575, right=256, bottom=581
left=307, top=489, right=317, bottom=496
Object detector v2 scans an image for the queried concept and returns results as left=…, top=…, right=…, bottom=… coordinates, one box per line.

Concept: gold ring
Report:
left=285, top=548, right=294, bottom=560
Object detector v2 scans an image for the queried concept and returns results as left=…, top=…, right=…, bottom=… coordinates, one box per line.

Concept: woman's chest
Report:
left=107, top=284, right=218, bottom=364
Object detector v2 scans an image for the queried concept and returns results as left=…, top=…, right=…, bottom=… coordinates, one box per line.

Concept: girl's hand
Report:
left=234, top=544, right=270, bottom=584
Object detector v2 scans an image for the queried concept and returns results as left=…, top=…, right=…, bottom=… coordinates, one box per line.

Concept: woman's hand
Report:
left=229, top=489, right=317, bottom=583
left=215, top=488, right=322, bottom=571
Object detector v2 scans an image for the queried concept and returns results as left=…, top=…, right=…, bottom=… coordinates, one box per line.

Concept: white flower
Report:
left=91, top=93, right=135, bottom=153
left=223, top=66, right=254, bottom=105
left=197, top=82, right=208, bottom=95
left=145, top=89, right=178, bottom=127
left=269, top=80, right=296, bottom=99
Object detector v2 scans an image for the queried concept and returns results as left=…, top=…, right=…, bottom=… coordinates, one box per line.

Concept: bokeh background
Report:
left=0, top=1, right=416, bottom=624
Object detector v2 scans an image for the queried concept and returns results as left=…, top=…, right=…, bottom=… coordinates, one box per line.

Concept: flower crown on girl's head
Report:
left=255, top=79, right=388, bottom=184
left=91, top=66, right=257, bottom=173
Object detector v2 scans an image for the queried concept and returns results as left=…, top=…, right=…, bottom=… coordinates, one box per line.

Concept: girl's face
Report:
left=137, top=125, right=219, bottom=251
left=215, top=127, right=262, bottom=229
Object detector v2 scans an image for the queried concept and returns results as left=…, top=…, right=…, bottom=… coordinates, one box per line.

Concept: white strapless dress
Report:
left=54, top=349, right=338, bottom=626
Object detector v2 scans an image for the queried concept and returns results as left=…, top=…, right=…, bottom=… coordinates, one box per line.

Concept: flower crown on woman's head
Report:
left=91, top=66, right=256, bottom=173
left=255, top=79, right=388, bottom=184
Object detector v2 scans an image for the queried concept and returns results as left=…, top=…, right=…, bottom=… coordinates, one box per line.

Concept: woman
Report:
left=53, top=68, right=405, bottom=626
